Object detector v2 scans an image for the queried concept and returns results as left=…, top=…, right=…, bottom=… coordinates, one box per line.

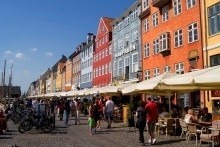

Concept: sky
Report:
left=0, top=0, right=136, bottom=93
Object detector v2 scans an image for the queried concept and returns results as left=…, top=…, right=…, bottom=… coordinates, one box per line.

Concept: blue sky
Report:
left=0, top=0, right=136, bottom=93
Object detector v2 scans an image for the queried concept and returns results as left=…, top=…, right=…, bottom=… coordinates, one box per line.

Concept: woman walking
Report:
left=136, top=101, right=146, bottom=146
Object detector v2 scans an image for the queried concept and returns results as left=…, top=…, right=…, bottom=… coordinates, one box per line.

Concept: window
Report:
left=153, top=38, right=160, bottom=54
left=109, top=62, right=112, bottom=73
left=106, top=48, right=109, bottom=56
left=144, top=70, right=150, bottom=80
left=99, top=52, right=101, bottom=60
left=132, top=53, right=138, bottom=73
left=102, top=65, right=104, bottom=75
left=143, top=18, right=149, bottom=32
left=113, top=61, right=116, bottom=77
left=153, top=68, right=160, bottom=77
left=210, top=54, right=220, bottom=66
left=208, top=2, right=220, bottom=35
left=96, top=68, right=98, bottom=78
left=105, top=34, right=108, bottom=42
left=118, top=59, right=123, bottom=76
left=102, top=50, right=105, bottom=58
left=118, top=37, right=123, bottom=50
left=105, top=63, right=108, bottom=74
left=173, top=0, right=182, bottom=16
left=175, top=62, right=184, bottom=74
left=131, top=27, right=138, bottom=42
left=174, top=29, right=183, bottom=47
left=142, top=0, right=149, bottom=11
left=162, top=5, right=169, bottom=22
left=164, top=65, right=171, bottom=72
left=187, top=0, right=196, bottom=9
left=99, top=67, right=101, bottom=76
left=188, top=22, right=198, bottom=43
left=109, top=45, right=112, bottom=54
left=124, top=16, right=130, bottom=27
left=124, top=56, right=130, bottom=67
left=152, top=13, right=159, bottom=27
left=159, top=33, right=170, bottom=51
left=124, top=32, right=130, bottom=47
left=144, top=43, right=150, bottom=58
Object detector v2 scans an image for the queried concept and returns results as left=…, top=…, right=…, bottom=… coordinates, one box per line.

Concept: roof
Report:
left=102, top=17, right=114, bottom=32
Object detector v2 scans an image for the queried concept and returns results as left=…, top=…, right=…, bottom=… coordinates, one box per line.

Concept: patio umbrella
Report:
left=161, top=65, right=220, bottom=91
left=84, top=87, right=101, bottom=96
left=99, top=83, right=133, bottom=95
left=121, top=72, right=177, bottom=112
left=121, top=72, right=177, bottom=94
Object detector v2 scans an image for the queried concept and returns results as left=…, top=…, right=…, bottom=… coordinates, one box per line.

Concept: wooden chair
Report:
left=186, top=123, right=201, bottom=146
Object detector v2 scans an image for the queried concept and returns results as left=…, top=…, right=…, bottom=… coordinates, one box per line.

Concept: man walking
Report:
left=104, top=96, right=114, bottom=129
left=145, top=97, right=158, bottom=145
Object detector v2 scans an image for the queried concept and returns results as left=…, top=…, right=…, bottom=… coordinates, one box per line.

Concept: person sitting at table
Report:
left=184, top=109, right=198, bottom=124
left=201, top=107, right=212, bottom=122
left=160, top=107, right=170, bottom=118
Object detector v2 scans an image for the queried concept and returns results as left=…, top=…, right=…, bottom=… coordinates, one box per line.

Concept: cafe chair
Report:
left=186, top=123, right=201, bottom=146
left=179, top=119, right=187, bottom=139
left=199, top=120, right=220, bottom=146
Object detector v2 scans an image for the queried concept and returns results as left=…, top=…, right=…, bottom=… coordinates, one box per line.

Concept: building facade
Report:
left=140, top=0, right=203, bottom=108
left=93, top=17, right=114, bottom=87
left=112, top=1, right=142, bottom=84
left=202, top=0, right=220, bottom=111
left=70, top=46, right=81, bottom=91
left=80, top=34, right=96, bottom=89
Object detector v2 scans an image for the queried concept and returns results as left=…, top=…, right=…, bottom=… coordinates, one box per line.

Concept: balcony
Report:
left=152, top=0, right=171, bottom=8
left=139, top=7, right=150, bottom=19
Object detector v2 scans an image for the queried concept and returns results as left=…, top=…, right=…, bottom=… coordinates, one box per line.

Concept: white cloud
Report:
left=30, top=48, right=38, bottom=52
left=4, top=50, right=13, bottom=55
left=15, top=52, right=25, bottom=59
left=45, top=52, right=53, bottom=57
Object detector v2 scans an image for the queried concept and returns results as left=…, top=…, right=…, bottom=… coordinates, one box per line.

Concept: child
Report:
left=88, top=115, right=96, bottom=135
left=88, top=104, right=96, bottom=135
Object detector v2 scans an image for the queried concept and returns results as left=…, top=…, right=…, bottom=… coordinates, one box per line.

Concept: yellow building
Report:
left=201, top=0, right=220, bottom=112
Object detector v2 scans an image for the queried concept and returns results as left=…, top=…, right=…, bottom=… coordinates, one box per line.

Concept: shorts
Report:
left=147, top=120, right=156, bottom=133
left=106, top=111, right=113, bottom=121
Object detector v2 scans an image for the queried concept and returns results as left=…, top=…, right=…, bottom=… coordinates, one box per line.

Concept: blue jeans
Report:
left=64, top=110, right=69, bottom=126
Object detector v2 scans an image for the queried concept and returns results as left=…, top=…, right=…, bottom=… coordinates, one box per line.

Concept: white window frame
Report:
left=174, top=29, right=183, bottom=47
left=164, top=65, right=171, bottom=73
left=132, top=53, right=138, bottom=73
left=159, top=33, right=169, bottom=51
left=143, top=18, right=149, bottom=32
left=144, top=43, right=150, bottom=58
left=153, top=68, right=160, bottom=77
left=142, top=0, right=149, bottom=11
left=153, top=38, right=160, bottom=54
left=188, top=22, right=199, bottom=43
left=173, top=0, right=182, bottom=16
left=175, top=62, right=184, bottom=74
left=152, top=13, right=159, bottom=27
left=162, top=5, right=169, bottom=22
left=118, top=59, right=123, bottom=76
left=144, top=70, right=150, bottom=80
left=187, top=0, right=196, bottom=9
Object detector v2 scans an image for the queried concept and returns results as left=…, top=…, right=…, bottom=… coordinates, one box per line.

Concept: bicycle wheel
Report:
left=40, top=118, right=53, bottom=133
left=18, top=120, right=33, bottom=133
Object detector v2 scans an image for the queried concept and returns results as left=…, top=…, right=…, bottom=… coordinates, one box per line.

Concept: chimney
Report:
left=87, top=33, right=93, bottom=44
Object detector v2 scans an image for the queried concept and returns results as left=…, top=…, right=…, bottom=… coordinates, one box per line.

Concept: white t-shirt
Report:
left=105, top=100, right=114, bottom=113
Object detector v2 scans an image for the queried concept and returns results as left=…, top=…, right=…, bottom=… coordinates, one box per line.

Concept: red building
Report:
left=93, top=17, right=114, bottom=87
left=139, top=0, right=203, bottom=108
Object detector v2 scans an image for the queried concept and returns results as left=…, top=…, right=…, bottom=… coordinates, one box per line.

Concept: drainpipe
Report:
left=202, top=0, right=210, bottom=108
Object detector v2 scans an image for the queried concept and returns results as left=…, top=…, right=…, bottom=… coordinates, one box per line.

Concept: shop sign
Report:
left=211, top=90, right=220, bottom=97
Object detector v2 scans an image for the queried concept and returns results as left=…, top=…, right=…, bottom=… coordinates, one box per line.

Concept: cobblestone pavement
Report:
left=0, top=115, right=213, bottom=147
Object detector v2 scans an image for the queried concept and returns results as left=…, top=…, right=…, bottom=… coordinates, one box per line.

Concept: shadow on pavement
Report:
left=155, top=138, right=185, bottom=145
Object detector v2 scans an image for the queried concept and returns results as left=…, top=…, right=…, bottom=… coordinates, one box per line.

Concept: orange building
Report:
left=140, top=0, right=203, bottom=108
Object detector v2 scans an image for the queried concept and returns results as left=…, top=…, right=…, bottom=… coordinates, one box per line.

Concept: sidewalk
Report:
left=0, top=115, right=206, bottom=147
